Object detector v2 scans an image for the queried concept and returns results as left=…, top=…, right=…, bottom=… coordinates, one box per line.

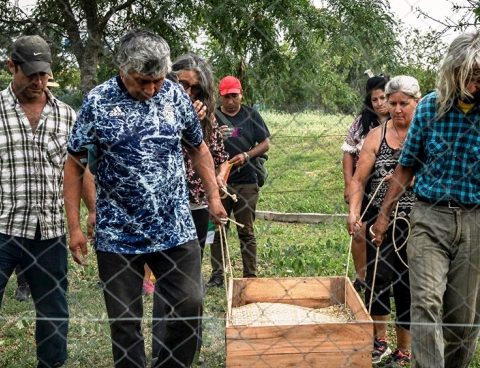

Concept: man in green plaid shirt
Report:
left=372, top=31, right=480, bottom=368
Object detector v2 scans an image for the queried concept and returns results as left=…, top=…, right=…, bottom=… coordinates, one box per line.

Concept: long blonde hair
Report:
left=436, top=31, right=480, bottom=118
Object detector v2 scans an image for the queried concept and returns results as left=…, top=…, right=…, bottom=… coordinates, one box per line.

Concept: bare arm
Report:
left=64, top=153, right=88, bottom=265
left=371, top=164, right=414, bottom=246
left=347, top=128, right=381, bottom=234
left=216, top=160, right=230, bottom=189
left=82, top=166, right=96, bottom=241
left=186, top=142, right=227, bottom=225
left=229, top=138, right=270, bottom=167
left=342, top=152, right=355, bottom=203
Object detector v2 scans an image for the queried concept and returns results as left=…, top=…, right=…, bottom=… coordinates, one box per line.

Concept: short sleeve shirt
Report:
left=68, top=76, right=203, bottom=254
left=399, top=91, right=480, bottom=204
left=0, top=85, right=75, bottom=240
left=216, top=105, right=270, bottom=184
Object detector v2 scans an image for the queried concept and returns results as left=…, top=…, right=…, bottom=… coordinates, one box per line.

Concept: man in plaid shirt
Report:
left=0, top=35, right=76, bottom=367
left=372, top=31, right=480, bottom=368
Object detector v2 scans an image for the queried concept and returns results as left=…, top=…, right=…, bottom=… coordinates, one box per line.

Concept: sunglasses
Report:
left=178, top=79, right=203, bottom=98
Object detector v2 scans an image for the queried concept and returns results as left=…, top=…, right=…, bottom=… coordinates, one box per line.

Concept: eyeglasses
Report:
left=178, top=79, right=203, bottom=98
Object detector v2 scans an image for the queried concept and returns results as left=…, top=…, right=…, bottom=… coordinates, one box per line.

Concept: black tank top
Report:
left=367, top=123, right=415, bottom=218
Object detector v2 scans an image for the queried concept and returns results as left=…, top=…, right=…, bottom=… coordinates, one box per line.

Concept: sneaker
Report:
left=384, top=349, right=411, bottom=367
left=14, top=283, right=31, bottom=302
left=372, top=337, right=391, bottom=364
left=143, top=280, right=154, bottom=295
left=353, top=278, right=366, bottom=293
left=206, top=275, right=224, bottom=288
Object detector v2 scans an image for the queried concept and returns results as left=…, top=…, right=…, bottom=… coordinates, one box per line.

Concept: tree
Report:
left=0, top=0, right=203, bottom=94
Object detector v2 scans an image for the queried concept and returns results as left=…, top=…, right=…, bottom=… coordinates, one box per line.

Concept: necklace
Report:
left=392, top=121, right=406, bottom=147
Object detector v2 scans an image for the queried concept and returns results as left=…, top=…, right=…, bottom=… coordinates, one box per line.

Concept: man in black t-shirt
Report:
left=207, top=76, right=270, bottom=287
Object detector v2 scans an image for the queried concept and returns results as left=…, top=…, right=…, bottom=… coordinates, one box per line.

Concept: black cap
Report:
left=11, top=35, right=52, bottom=76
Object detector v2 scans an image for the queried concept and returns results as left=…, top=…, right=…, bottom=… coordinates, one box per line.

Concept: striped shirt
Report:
left=399, top=91, right=480, bottom=204
left=0, top=84, right=76, bottom=239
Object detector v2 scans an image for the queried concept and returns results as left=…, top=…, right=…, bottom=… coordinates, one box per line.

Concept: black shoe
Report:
left=206, top=275, right=224, bottom=288
left=353, top=278, right=366, bottom=293
left=14, top=284, right=31, bottom=302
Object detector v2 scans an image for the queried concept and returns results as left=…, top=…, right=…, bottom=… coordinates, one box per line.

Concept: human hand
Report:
left=347, top=213, right=362, bottom=235
left=229, top=153, right=248, bottom=167
left=220, top=125, right=233, bottom=140
left=193, top=100, right=207, bottom=121
left=69, top=228, right=88, bottom=265
left=209, top=198, right=228, bottom=226
left=370, top=215, right=389, bottom=247
left=216, top=174, right=226, bottom=190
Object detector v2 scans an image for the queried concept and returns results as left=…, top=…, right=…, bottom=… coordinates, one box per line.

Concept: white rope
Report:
left=368, top=247, right=380, bottom=315
left=220, top=186, right=238, bottom=202
left=346, top=175, right=412, bottom=311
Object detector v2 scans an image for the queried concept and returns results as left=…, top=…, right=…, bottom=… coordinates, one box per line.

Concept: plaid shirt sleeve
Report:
left=399, top=94, right=433, bottom=169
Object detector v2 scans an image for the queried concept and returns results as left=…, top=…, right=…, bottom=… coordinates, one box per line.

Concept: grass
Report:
left=1, top=110, right=479, bottom=367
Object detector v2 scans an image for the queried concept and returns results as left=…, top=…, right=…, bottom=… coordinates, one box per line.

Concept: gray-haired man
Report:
left=64, top=30, right=226, bottom=367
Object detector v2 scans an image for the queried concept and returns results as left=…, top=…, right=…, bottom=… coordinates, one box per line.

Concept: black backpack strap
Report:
left=215, top=107, right=254, bottom=149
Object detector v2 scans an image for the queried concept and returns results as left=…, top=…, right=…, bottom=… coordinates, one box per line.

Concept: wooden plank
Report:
left=226, top=277, right=374, bottom=368
left=227, top=351, right=370, bottom=367
left=232, top=277, right=334, bottom=307
left=255, top=211, right=347, bottom=224
left=345, top=278, right=371, bottom=321
left=226, top=323, right=372, bottom=356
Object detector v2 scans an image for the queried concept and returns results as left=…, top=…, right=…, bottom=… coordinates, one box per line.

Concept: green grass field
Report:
left=1, top=111, right=479, bottom=367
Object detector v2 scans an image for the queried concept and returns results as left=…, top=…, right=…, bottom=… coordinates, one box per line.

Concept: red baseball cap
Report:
left=219, top=76, right=242, bottom=96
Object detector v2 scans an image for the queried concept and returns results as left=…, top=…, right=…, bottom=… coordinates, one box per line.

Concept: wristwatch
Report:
left=242, top=152, right=250, bottom=161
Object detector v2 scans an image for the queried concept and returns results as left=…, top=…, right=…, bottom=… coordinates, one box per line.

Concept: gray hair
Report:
left=116, top=30, right=171, bottom=76
left=385, top=75, right=421, bottom=99
left=436, top=31, right=480, bottom=118
left=172, top=54, right=215, bottom=117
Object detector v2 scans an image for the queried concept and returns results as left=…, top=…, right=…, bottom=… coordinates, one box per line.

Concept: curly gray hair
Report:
left=116, top=30, right=171, bottom=76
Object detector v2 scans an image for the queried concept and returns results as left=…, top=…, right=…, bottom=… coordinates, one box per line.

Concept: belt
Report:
left=417, top=196, right=479, bottom=210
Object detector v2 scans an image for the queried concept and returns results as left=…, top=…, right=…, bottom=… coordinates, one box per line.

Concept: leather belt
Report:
left=417, top=196, right=479, bottom=210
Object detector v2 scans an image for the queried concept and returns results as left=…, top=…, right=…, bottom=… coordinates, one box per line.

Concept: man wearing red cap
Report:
left=207, top=76, right=270, bottom=287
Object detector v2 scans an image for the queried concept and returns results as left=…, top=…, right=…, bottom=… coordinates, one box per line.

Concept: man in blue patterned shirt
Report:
left=64, top=30, right=226, bottom=368
left=372, top=32, right=480, bottom=368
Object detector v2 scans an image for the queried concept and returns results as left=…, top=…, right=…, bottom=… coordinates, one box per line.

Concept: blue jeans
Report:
left=0, top=230, right=68, bottom=368
left=97, top=239, right=202, bottom=368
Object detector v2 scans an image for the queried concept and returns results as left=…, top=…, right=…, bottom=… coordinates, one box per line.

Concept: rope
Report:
left=345, top=175, right=412, bottom=308
left=218, top=217, right=245, bottom=323
left=368, top=247, right=380, bottom=315
left=220, top=186, right=238, bottom=202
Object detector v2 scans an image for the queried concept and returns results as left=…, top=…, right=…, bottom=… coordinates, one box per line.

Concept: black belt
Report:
left=417, top=196, right=479, bottom=210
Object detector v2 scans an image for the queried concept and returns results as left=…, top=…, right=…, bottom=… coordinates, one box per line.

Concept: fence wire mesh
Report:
left=1, top=1, right=480, bottom=368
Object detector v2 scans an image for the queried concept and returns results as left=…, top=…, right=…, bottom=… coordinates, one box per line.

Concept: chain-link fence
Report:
left=1, top=1, right=480, bottom=368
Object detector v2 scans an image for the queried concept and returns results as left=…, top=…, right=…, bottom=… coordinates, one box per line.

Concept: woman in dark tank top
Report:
left=347, top=76, right=422, bottom=365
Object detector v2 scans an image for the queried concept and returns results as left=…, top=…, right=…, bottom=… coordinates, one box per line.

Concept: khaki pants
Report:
left=408, top=201, right=480, bottom=368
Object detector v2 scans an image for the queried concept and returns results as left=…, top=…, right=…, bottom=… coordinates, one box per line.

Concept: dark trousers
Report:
left=0, top=229, right=68, bottom=368
left=15, top=263, right=28, bottom=286
left=97, top=239, right=202, bottom=368
left=365, top=216, right=411, bottom=329
left=210, top=183, right=259, bottom=278
left=191, top=207, right=210, bottom=260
